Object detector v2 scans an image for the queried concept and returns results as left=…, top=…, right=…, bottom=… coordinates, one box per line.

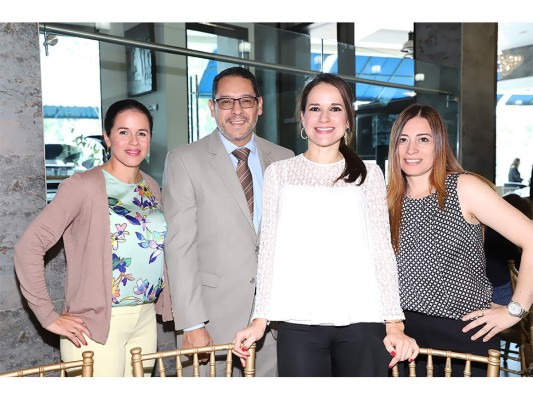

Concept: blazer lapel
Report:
left=255, top=137, right=276, bottom=241
left=257, top=138, right=274, bottom=174
left=207, top=131, right=255, bottom=233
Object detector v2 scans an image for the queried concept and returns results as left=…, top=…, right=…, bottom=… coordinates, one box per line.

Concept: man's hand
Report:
left=183, top=327, right=213, bottom=363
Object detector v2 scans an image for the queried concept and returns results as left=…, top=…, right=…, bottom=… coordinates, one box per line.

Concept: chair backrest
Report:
left=0, top=351, right=94, bottom=377
left=507, top=260, right=530, bottom=348
left=130, top=343, right=256, bottom=377
left=508, top=259, right=519, bottom=291
left=391, top=348, right=501, bottom=377
left=527, top=317, right=533, bottom=374
left=507, top=259, right=533, bottom=375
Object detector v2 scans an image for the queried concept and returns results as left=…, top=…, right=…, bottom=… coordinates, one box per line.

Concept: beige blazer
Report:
left=162, top=131, right=294, bottom=344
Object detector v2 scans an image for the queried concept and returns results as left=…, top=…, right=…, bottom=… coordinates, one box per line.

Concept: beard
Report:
left=216, top=118, right=257, bottom=144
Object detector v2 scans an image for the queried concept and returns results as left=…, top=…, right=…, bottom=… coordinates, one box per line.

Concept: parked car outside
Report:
left=45, top=136, right=106, bottom=202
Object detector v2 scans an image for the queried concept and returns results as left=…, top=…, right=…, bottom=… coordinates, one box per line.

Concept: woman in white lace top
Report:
left=232, top=73, right=418, bottom=377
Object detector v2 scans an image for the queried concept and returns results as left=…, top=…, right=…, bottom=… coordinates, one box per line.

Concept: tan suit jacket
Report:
left=162, top=130, right=293, bottom=375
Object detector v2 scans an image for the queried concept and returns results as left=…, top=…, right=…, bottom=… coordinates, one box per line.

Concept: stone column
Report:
left=0, top=23, right=64, bottom=372
left=415, top=23, right=497, bottom=182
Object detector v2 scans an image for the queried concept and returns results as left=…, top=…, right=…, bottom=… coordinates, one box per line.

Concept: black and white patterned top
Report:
left=397, top=173, right=492, bottom=320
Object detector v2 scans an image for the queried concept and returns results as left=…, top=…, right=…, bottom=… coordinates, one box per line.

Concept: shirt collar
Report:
left=218, top=130, right=257, bottom=155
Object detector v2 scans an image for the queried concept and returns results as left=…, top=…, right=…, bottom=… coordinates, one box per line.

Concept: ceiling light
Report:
left=401, top=31, right=414, bottom=58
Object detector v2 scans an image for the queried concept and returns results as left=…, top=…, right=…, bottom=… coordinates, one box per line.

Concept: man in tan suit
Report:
left=162, top=67, right=294, bottom=376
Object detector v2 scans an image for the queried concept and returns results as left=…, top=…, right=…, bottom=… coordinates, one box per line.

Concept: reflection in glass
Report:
left=39, top=33, right=103, bottom=201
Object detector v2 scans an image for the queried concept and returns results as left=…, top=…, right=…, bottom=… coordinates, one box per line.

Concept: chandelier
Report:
left=497, top=51, right=523, bottom=77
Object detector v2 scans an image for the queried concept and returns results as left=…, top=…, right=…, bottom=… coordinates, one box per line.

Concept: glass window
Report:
left=496, top=23, right=533, bottom=191
left=40, top=33, right=103, bottom=201
left=186, top=23, right=250, bottom=142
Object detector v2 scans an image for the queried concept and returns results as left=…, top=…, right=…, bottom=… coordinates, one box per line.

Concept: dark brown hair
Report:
left=104, top=99, right=153, bottom=136
left=296, top=73, right=366, bottom=184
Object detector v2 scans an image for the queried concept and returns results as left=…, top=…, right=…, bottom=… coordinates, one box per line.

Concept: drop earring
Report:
left=344, top=128, right=350, bottom=145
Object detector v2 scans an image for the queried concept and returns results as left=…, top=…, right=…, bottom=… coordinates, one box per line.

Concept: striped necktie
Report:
left=232, top=148, right=254, bottom=219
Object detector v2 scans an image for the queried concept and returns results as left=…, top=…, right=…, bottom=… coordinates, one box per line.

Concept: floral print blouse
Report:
left=103, top=170, right=167, bottom=307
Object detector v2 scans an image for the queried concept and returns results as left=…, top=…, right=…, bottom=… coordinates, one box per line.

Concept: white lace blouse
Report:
left=252, top=154, right=404, bottom=325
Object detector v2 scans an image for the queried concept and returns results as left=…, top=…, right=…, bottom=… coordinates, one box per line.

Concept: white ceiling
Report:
left=309, top=22, right=413, bottom=57
left=311, top=22, right=533, bottom=54
left=498, top=23, right=533, bottom=50
left=310, top=22, right=533, bottom=94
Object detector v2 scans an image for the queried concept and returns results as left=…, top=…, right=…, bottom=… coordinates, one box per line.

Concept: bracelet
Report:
left=385, top=320, right=403, bottom=324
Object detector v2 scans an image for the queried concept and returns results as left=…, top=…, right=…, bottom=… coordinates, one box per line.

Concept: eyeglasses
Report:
left=214, top=96, right=258, bottom=110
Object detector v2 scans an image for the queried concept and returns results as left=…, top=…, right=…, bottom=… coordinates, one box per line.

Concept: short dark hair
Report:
left=211, top=66, right=260, bottom=99
left=104, top=99, right=153, bottom=136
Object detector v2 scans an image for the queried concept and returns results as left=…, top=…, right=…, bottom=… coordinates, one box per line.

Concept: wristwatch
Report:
left=506, top=301, right=528, bottom=318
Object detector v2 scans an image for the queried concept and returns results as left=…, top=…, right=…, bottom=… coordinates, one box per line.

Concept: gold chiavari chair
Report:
left=391, top=348, right=501, bottom=377
left=130, top=343, right=256, bottom=377
left=499, top=259, right=532, bottom=376
left=0, top=351, right=94, bottom=377
left=526, top=317, right=533, bottom=375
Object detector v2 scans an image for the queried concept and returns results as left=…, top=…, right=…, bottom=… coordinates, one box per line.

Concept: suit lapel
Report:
left=257, top=137, right=273, bottom=174
left=208, top=131, right=255, bottom=234
left=255, top=137, right=275, bottom=241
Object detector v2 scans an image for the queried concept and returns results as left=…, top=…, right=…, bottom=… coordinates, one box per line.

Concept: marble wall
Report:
left=0, top=22, right=62, bottom=372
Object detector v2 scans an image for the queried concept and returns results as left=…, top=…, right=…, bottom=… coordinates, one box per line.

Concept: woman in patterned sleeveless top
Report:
left=387, top=103, right=533, bottom=376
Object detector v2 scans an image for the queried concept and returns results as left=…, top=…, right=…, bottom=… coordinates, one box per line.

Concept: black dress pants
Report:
left=402, top=311, right=500, bottom=377
left=277, top=322, right=391, bottom=377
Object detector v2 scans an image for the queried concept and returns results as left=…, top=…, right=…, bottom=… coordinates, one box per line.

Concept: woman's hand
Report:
left=461, top=303, right=521, bottom=341
left=383, top=321, right=419, bottom=368
left=45, top=313, right=91, bottom=347
left=232, top=319, right=267, bottom=367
